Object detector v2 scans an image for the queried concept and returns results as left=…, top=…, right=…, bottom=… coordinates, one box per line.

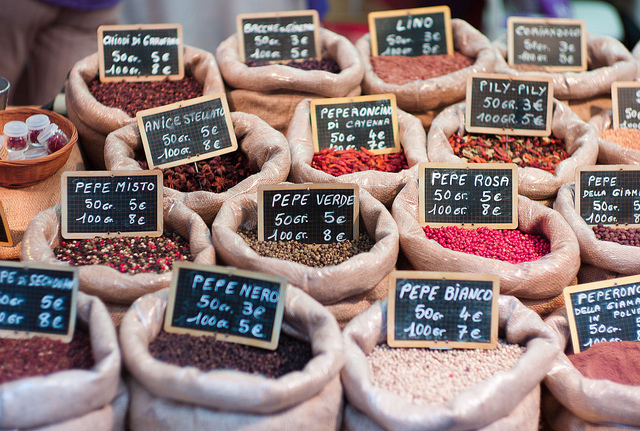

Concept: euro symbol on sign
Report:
left=533, top=116, right=544, bottom=126
left=533, top=99, right=544, bottom=112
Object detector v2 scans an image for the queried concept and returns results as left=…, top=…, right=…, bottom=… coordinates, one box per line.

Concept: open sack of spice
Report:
left=65, top=46, right=224, bottom=169
left=427, top=99, right=599, bottom=200
left=104, top=111, right=290, bottom=226
left=341, top=295, right=560, bottom=431
left=288, top=98, right=427, bottom=207
left=120, top=285, right=344, bottom=431
left=588, top=109, right=640, bottom=165
left=355, top=19, right=498, bottom=129
left=216, top=28, right=364, bottom=135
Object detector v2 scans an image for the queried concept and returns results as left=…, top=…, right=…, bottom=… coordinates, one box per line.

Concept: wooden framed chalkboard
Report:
left=611, top=81, right=640, bottom=130
left=97, top=23, right=184, bottom=82
left=368, top=6, right=453, bottom=57
left=565, top=274, right=640, bottom=353
left=388, top=270, right=499, bottom=349
left=575, top=165, right=640, bottom=226
left=61, top=170, right=163, bottom=239
left=466, top=73, right=553, bottom=136
left=418, top=162, right=518, bottom=229
left=0, top=261, right=78, bottom=342
left=237, top=9, right=321, bottom=63
left=137, top=92, right=238, bottom=170
left=507, top=16, right=587, bottom=72
left=0, top=201, right=13, bottom=247
left=258, top=183, right=359, bottom=244
left=310, top=94, right=400, bottom=155
left=164, top=262, right=287, bottom=350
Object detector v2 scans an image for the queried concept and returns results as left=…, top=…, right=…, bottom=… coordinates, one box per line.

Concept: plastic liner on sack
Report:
left=427, top=99, right=599, bottom=200
left=355, top=19, right=498, bottom=128
left=20, top=198, right=215, bottom=305
left=588, top=109, right=640, bottom=165
left=104, top=111, right=290, bottom=225
left=392, top=178, right=580, bottom=300
left=341, top=295, right=560, bottom=431
left=65, top=46, right=224, bottom=170
left=120, top=286, right=344, bottom=431
left=288, top=98, right=427, bottom=207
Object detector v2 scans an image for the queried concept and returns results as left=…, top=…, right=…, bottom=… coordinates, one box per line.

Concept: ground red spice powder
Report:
left=371, top=52, right=475, bottom=85
left=311, top=147, right=408, bottom=176
left=568, top=341, right=640, bottom=386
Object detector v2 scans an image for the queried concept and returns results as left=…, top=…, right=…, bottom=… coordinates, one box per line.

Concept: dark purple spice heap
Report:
left=246, top=58, right=340, bottom=73
left=593, top=223, right=640, bottom=247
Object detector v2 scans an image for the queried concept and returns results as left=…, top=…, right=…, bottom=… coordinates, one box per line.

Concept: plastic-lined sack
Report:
left=65, top=46, right=224, bottom=169
left=588, top=109, right=640, bottom=165
left=120, top=286, right=344, bottom=431
left=288, top=98, right=427, bottom=207
left=355, top=19, right=498, bottom=128
left=427, top=99, right=599, bottom=200
left=341, top=295, right=560, bottom=431
left=216, top=28, right=364, bottom=135
left=104, top=111, right=290, bottom=225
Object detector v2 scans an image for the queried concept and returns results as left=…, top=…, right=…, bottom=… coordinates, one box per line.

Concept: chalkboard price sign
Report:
left=575, top=165, right=640, bottom=226
left=611, top=82, right=640, bottom=130
left=507, top=16, right=587, bottom=72
left=418, top=162, right=518, bottom=228
left=368, top=6, right=453, bottom=57
left=237, top=10, right=321, bottom=63
left=0, top=261, right=78, bottom=342
left=0, top=201, right=12, bottom=247
left=565, top=274, right=640, bottom=353
left=258, top=183, right=359, bottom=244
left=388, top=271, right=499, bottom=349
left=61, top=170, right=163, bottom=239
left=137, top=92, right=238, bottom=170
left=466, top=73, right=553, bottom=136
left=98, top=23, right=184, bottom=82
left=310, top=94, right=400, bottom=155
left=165, top=262, right=287, bottom=350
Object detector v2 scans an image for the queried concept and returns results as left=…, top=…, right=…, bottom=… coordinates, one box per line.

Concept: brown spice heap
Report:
left=311, top=147, right=409, bottom=176
left=600, top=128, right=640, bottom=151
left=568, top=341, right=640, bottom=386
left=0, top=326, right=94, bottom=384
left=149, top=331, right=312, bottom=378
left=238, top=230, right=375, bottom=267
left=246, top=58, right=341, bottom=73
left=371, top=52, right=475, bottom=85
left=88, top=76, right=204, bottom=117
left=593, top=223, right=640, bottom=247
left=54, top=231, right=192, bottom=274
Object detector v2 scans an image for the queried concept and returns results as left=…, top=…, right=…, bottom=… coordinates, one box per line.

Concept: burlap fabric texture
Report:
left=427, top=99, right=599, bottom=200
left=341, top=295, right=560, bottom=431
left=216, top=28, right=364, bottom=135
left=288, top=98, right=427, bottom=207
left=588, top=109, right=640, bottom=165
left=120, top=286, right=344, bottom=431
left=65, top=46, right=224, bottom=169
left=104, top=111, right=290, bottom=225
left=355, top=19, right=498, bottom=128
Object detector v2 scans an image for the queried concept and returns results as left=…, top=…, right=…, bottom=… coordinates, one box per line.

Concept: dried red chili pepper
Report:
left=311, top=147, right=409, bottom=176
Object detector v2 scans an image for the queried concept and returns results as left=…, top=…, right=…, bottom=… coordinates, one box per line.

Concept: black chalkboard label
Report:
left=137, top=92, right=238, bottom=170
left=611, top=82, right=640, bottom=130
left=565, top=274, right=640, bottom=353
left=310, top=94, right=400, bottom=155
left=258, top=183, right=359, bottom=244
left=507, top=16, right=587, bottom=72
left=97, top=23, right=184, bottom=82
left=575, top=165, right=640, bottom=226
left=61, top=170, right=163, bottom=239
left=237, top=10, right=321, bottom=63
left=466, top=73, right=553, bottom=136
left=388, top=271, right=499, bottom=349
left=0, top=261, right=78, bottom=342
left=164, top=262, right=286, bottom=350
left=418, top=163, right=518, bottom=229
left=0, top=201, right=13, bottom=247
left=368, top=6, right=453, bottom=57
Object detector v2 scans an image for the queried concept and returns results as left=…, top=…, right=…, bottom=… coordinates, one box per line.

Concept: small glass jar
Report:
left=3, top=121, right=28, bottom=152
left=25, top=114, right=50, bottom=147
left=37, top=123, right=69, bottom=154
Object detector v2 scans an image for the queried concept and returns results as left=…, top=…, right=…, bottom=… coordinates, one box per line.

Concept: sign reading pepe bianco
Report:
left=611, top=82, right=640, bottom=129
left=0, top=201, right=12, bottom=247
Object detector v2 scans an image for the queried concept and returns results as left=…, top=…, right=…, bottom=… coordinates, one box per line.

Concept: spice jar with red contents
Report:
left=25, top=114, right=50, bottom=147
left=37, top=123, right=69, bottom=154
left=3, top=120, right=28, bottom=152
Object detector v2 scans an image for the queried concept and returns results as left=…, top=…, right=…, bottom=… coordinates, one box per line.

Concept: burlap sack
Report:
left=341, top=295, right=560, bottom=431
left=543, top=308, right=640, bottom=429
left=210, top=185, right=398, bottom=326
left=392, top=178, right=580, bottom=299
left=588, top=109, right=640, bottom=164
left=0, top=292, right=123, bottom=430
left=216, top=28, right=364, bottom=135
left=120, top=286, right=344, bottom=431
left=20, top=198, right=215, bottom=305
left=288, top=98, right=427, bottom=207
left=427, top=99, right=599, bottom=200
left=355, top=19, right=498, bottom=128
left=66, top=46, right=224, bottom=169
left=104, top=111, right=290, bottom=225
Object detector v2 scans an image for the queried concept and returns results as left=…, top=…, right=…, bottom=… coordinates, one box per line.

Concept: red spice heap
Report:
left=246, top=58, right=340, bottom=73
left=371, top=52, right=475, bottom=85
left=422, top=225, right=550, bottom=264
left=569, top=341, right=640, bottom=386
left=448, top=134, right=568, bottom=173
left=311, top=147, right=409, bottom=176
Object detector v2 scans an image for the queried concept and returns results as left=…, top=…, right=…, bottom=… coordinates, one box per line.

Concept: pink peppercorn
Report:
left=3, top=121, right=28, bottom=152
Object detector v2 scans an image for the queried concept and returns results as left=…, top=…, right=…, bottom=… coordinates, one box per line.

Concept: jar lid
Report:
left=25, top=114, right=50, bottom=129
left=3, top=121, right=27, bottom=137
left=24, top=146, right=48, bottom=159
left=7, top=150, right=25, bottom=160
left=36, top=123, right=60, bottom=144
